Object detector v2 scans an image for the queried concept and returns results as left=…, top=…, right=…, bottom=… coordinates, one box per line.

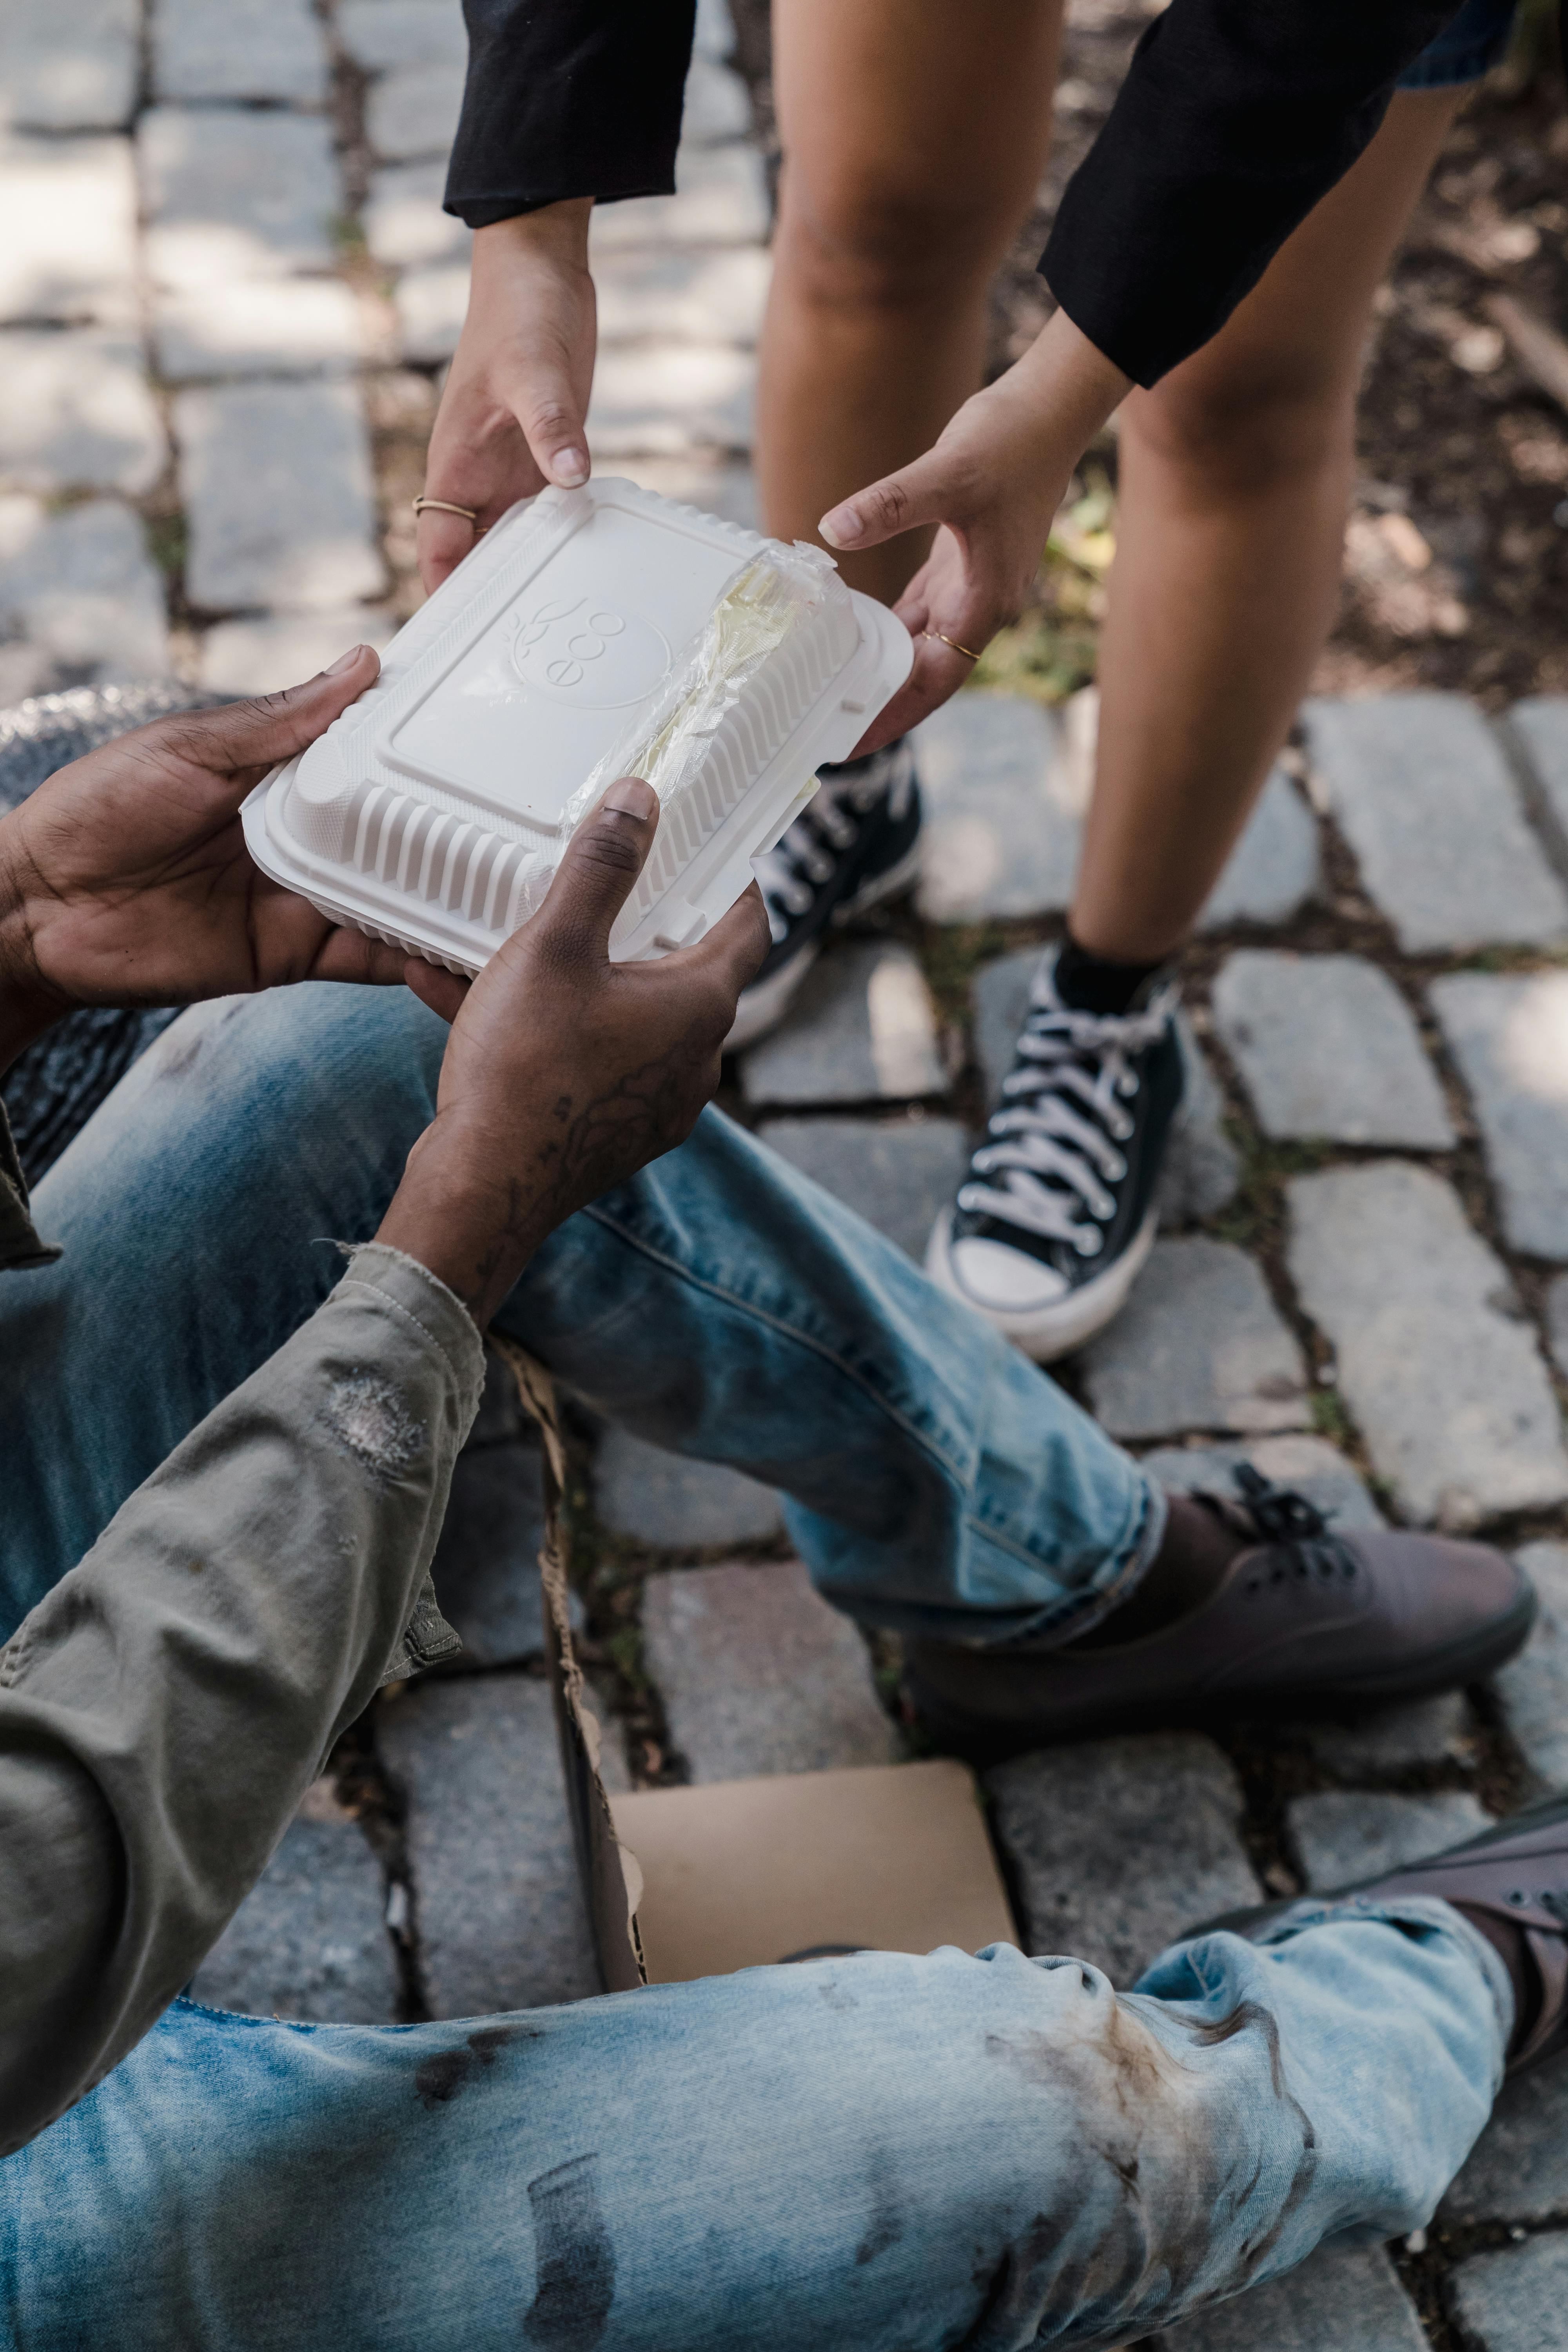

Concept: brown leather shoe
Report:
left=1196, top=1795, right=1568, bottom=2074
left=903, top=1469, right=1535, bottom=1763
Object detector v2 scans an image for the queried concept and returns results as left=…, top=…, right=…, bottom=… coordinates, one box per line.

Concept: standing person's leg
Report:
left=730, top=0, right=1061, bottom=1046
left=927, top=81, right=1473, bottom=1361
left=1073, top=88, right=1466, bottom=964
left=7, top=1850, right=1519, bottom=2351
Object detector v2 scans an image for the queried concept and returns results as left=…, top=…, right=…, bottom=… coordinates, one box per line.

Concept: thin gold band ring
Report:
left=412, top=496, right=481, bottom=525
left=924, top=628, right=982, bottom=663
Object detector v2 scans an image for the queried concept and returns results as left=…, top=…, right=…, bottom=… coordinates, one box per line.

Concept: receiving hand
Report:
left=417, top=202, right=597, bottom=595
left=0, top=648, right=412, bottom=1066
left=818, top=311, right=1131, bottom=752
left=378, top=779, right=769, bottom=1324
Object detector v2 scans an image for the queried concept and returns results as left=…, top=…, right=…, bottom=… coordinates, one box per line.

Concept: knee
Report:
left=1129, top=352, right=1357, bottom=498
left=775, top=162, right=1019, bottom=315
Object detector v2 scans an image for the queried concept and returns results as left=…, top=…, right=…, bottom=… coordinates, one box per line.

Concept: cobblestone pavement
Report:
left=7, top=3, right=1568, bottom=2343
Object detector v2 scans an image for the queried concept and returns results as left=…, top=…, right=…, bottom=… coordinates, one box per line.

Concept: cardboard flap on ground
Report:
left=495, top=1338, right=1018, bottom=1990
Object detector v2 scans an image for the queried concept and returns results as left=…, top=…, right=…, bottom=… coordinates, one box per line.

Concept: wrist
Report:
left=474, top=199, right=593, bottom=279
left=376, top=1121, right=552, bottom=1328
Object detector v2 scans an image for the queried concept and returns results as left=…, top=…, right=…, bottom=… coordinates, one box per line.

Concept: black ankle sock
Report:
left=1055, top=930, right=1169, bottom=1017
left=1071, top=1494, right=1247, bottom=1648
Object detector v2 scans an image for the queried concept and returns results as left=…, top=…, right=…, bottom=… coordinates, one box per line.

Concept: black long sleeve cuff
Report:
left=1040, top=0, right=1471, bottom=387
left=444, top=0, right=697, bottom=226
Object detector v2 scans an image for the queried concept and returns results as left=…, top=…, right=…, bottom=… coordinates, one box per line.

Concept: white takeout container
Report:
left=240, top=479, right=913, bottom=972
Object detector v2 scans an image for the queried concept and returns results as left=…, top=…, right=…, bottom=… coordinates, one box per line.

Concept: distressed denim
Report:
left=0, top=984, right=1511, bottom=2348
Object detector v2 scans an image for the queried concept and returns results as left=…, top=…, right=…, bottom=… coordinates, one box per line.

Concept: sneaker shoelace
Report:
left=958, top=967, right=1175, bottom=1257
left=1216, top=1465, right=1359, bottom=1590
left=752, top=757, right=904, bottom=947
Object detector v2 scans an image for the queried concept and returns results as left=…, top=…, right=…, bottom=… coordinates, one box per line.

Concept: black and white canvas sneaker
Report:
left=926, top=948, right=1185, bottom=1361
left=726, top=739, right=922, bottom=1051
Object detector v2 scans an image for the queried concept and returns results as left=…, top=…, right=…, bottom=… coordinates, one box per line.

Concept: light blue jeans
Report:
left=0, top=985, right=1511, bottom=2350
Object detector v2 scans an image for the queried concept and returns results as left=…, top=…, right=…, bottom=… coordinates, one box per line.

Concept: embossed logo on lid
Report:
left=506, top=595, right=672, bottom=709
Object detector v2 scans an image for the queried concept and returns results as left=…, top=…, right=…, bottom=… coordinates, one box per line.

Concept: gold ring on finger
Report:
left=924, top=628, right=982, bottom=663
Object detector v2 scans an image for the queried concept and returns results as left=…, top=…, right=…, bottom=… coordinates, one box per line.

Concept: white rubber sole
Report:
left=924, top=1205, right=1160, bottom=1363
left=724, top=837, right=924, bottom=1054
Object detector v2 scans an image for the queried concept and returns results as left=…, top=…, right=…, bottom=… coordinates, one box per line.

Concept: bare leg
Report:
left=1071, top=87, right=1464, bottom=964
left=757, top=0, right=1061, bottom=606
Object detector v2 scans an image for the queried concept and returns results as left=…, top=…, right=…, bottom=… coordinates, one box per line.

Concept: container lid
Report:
left=241, top=479, right=913, bottom=971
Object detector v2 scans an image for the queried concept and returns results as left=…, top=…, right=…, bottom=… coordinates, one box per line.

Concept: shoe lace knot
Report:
left=1228, top=1465, right=1361, bottom=1589
left=752, top=749, right=911, bottom=944
left=957, top=969, right=1175, bottom=1254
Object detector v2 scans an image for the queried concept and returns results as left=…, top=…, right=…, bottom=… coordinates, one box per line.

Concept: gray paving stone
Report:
left=695, top=0, right=736, bottom=59
left=1290, top=1789, right=1490, bottom=1887
left=1547, top=1273, right=1568, bottom=1383
left=596, top=246, right=770, bottom=346
left=970, top=950, right=1238, bottom=1227
left=394, top=264, right=470, bottom=367
left=153, top=0, right=329, bottom=103
left=1449, top=2229, right=1568, bottom=2347
left=0, top=495, right=167, bottom=684
left=198, top=604, right=396, bottom=693
left=364, top=160, right=466, bottom=269
left=140, top=107, right=341, bottom=287
left=1149, top=2243, right=1427, bottom=2352
left=682, top=57, right=752, bottom=142
left=379, top=1675, right=598, bottom=2015
left=338, top=0, right=468, bottom=74
left=1442, top=2058, right=1568, bottom=2225
left=589, top=144, right=769, bottom=251
left=756, top=1116, right=969, bottom=1263
left=430, top=1439, right=553, bottom=1669
left=641, top=1559, right=897, bottom=1781
left=0, top=329, right=165, bottom=493
left=1512, top=695, right=1568, bottom=848
left=1495, top=1542, right=1568, bottom=1791
left=987, top=1733, right=1255, bottom=1985
left=366, top=65, right=466, bottom=164
left=1432, top=972, right=1568, bottom=1259
left=595, top=1427, right=783, bottom=1548
left=177, top=380, right=383, bottom=612
left=1303, top=694, right=1568, bottom=953
left=1, top=0, right=138, bottom=131
left=1139, top=1434, right=1383, bottom=1530
left=740, top=941, right=944, bottom=1107
left=912, top=695, right=1080, bottom=921
left=0, top=134, right=136, bottom=327
left=1196, top=764, right=1323, bottom=931
left=586, top=341, right=755, bottom=457
left=1080, top=1237, right=1310, bottom=1441
left=1287, top=1162, right=1568, bottom=1529
left=1214, top=951, right=1454, bottom=1147
left=190, top=1796, right=399, bottom=2023
left=154, top=277, right=362, bottom=381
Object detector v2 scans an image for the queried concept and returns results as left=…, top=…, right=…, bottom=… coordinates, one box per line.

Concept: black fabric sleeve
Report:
left=444, top=0, right=697, bottom=228
left=1040, top=0, right=1468, bottom=388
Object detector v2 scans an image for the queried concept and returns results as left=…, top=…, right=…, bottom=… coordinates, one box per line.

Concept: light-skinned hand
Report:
left=0, top=648, right=416, bottom=1072
left=417, top=201, right=597, bottom=596
left=378, top=779, right=770, bottom=1324
left=818, top=311, right=1132, bottom=753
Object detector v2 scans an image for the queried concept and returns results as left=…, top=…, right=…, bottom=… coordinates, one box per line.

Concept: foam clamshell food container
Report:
left=241, top=479, right=914, bottom=973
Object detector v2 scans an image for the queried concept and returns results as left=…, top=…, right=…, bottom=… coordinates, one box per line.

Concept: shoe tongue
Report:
left=1052, top=940, right=1172, bottom=1017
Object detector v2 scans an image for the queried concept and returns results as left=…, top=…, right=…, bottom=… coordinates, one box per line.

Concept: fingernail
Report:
left=327, top=644, right=368, bottom=675
left=603, top=777, right=654, bottom=818
left=819, top=506, right=859, bottom=548
left=553, top=448, right=589, bottom=487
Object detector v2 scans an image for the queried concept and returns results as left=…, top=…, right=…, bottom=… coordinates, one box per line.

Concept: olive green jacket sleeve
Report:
left=0, top=1200, right=485, bottom=2156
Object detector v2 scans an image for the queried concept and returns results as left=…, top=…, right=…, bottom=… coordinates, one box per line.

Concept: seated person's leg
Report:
left=0, top=981, right=449, bottom=1642
left=16, top=1833, right=1522, bottom=2352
